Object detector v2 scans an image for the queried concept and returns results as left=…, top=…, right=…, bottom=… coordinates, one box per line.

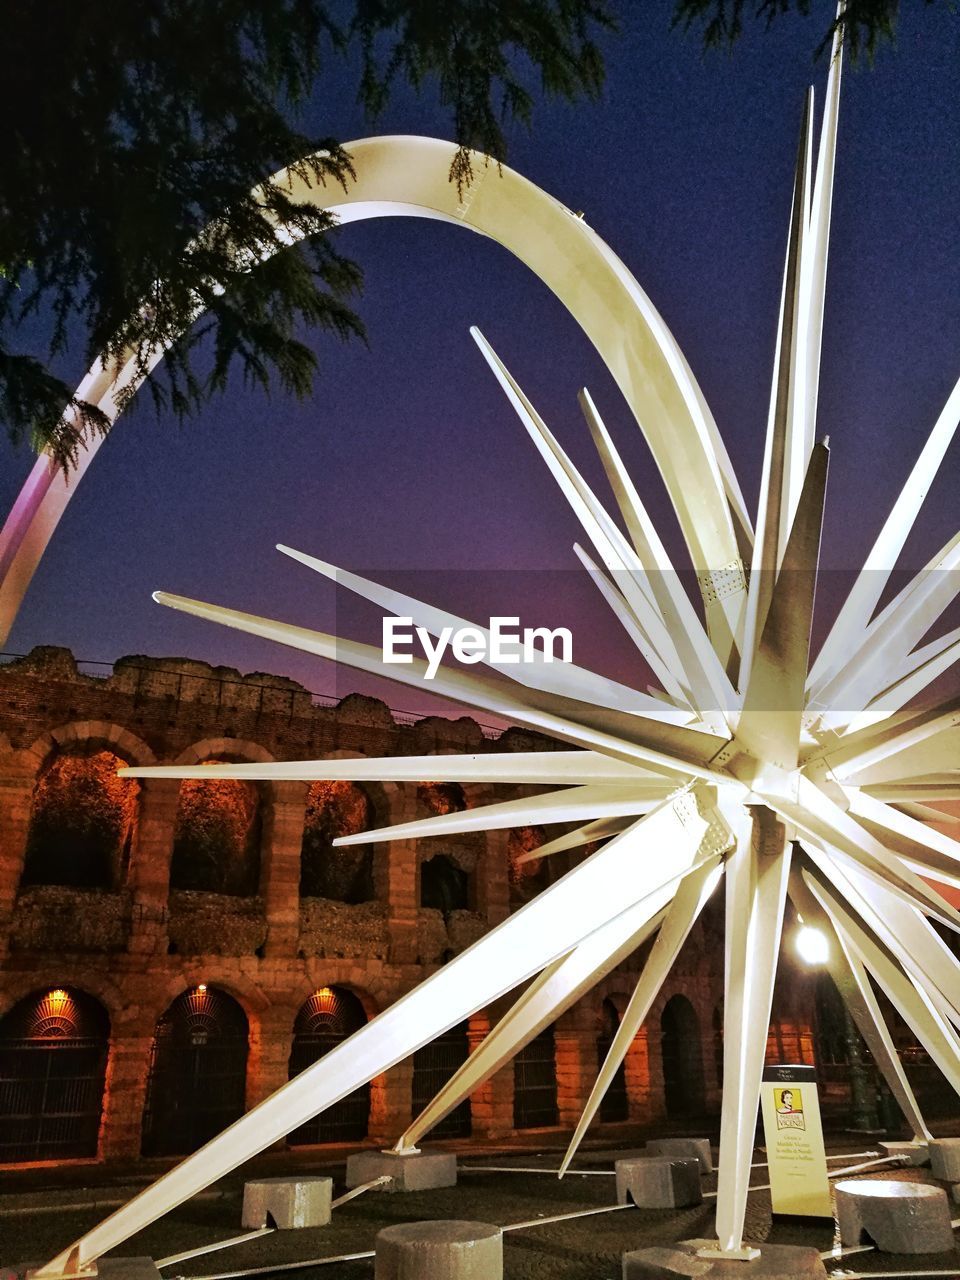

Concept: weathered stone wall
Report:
left=0, top=645, right=767, bottom=1167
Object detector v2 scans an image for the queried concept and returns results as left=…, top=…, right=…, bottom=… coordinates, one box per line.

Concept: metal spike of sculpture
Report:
left=9, top=29, right=960, bottom=1279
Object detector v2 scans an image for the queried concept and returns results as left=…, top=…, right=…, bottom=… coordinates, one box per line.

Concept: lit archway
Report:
left=287, top=988, right=369, bottom=1144
left=22, top=750, right=139, bottom=890
left=0, top=988, right=109, bottom=1163
left=141, top=987, right=248, bottom=1156
left=169, top=765, right=261, bottom=896
left=300, top=780, right=374, bottom=903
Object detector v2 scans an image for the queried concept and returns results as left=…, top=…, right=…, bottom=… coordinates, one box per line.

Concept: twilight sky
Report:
left=2, top=1, right=959, bottom=722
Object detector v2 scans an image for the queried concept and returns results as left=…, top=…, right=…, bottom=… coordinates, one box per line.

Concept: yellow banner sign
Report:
left=760, top=1064, right=831, bottom=1218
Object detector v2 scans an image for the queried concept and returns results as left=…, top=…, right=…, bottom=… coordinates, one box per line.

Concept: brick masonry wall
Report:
left=0, top=645, right=778, bottom=1167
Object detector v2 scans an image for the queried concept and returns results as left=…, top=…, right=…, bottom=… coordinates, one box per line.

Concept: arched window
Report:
left=300, top=781, right=374, bottom=903
left=514, top=1028, right=558, bottom=1129
left=597, top=999, right=629, bottom=1123
left=287, top=988, right=369, bottom=1144
left=21, top=750, right=139, bottom=889
left=141, top=987, right=248, bottom=1156
left=170, top=765, right=261, bottom=895
left=0, top=988, right=109, bottom=1162
left=411, top=1021, right=471, bottom=1139
left=420, top=853, right=470, bottom=916
left=660, top=995, right=705, bottom=1117
left=507, top=825, right=549, bottom=907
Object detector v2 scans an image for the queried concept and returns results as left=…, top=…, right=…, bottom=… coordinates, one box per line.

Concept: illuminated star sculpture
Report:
left=23, top=33, right=960, bottom=1279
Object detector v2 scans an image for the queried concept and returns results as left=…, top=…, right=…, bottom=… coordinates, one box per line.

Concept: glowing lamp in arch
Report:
left=21, top=30, right=960, bottom=1280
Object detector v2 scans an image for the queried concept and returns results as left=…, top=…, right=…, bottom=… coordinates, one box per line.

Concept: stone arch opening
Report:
left=420, top=853, right=470, bottom=916
left=417, top=781, right=479, bottom=919
left=0, top=987, right=109, bottom=1163
left=300, top=780, right=375, bottom=904
left=660, top=994, right=705, bottom=1118
left=21, top=749, right=139, bottom=890
left=416, top=782, right=466, bottom=817
left=141, top=986, right=249, bottom=1156
left=411, top=1020, right=471, bottom=1140
left=514, top=1027, right=558, bottom=1130
left=597, top=997, right=629, bottom=1123
left=287, top=987, right=369, bottom=1144
left=169, top=762, right=262, bottom=896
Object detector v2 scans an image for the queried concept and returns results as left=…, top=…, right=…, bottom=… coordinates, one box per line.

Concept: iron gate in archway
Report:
left=287, top=988, right=370, bottom=1144
left=514, top=1027, right=558, bottom=1130
left=141, top=987, right=248, bottom=1156
left=411, top=1022, right=471, bottom=1139
left=0, top=989, right=109, bottom=1163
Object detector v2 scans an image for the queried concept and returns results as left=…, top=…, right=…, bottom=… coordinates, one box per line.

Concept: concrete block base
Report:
left=645, top=1138, right=714, bottom=1174
left=375, top=1220, right=502, bottom=1279
left=616, top=1156, right=702, bottom=1209
left=347, top=1149, right=457, bottom=1192
left=881, top=1139, right=930, bottom=1166
left=242, top=1175, right=332, bottom=1229
left=97, top=1262, right=161, bottom=1279
left=622, top=1241, right=826, bottom=1278
left=929, top=1137, right=960, bottom=1182
left=835, top=1178, right=955, bottom=1254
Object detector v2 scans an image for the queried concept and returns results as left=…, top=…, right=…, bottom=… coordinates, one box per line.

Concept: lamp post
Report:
left=842, top=1005, right=881, bottom=1132
left=795, top=922, right=881, bottom=1131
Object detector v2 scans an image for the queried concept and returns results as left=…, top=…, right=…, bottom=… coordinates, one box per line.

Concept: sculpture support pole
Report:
left=709, top=806, right=791, bottom=1260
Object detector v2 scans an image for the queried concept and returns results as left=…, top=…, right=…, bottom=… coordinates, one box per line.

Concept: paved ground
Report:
left=3, top=1137, right=960, bottom=1279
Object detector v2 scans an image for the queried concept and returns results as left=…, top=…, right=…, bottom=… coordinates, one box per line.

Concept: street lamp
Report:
left=795, top=924, right=829, bottom=967
left=793, top=921, right=879, bottom=1129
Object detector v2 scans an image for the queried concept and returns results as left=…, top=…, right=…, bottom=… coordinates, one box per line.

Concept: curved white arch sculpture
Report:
left=25, top=37, right=960, bottom=1276
left=0, top=134, right=751, bottom=656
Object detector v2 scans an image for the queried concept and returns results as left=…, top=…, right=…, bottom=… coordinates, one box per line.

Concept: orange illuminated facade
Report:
left=1, top=645, right=945, bottom=1168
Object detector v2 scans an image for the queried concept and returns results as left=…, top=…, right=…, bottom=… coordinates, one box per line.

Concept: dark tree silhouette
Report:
left=675, top=0, right=945, bottom=60
left=0, top=1, right=613, bottom=470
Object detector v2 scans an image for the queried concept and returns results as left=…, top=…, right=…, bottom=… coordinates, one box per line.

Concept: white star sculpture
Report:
left=34, top=36, right=960, bottom=1278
